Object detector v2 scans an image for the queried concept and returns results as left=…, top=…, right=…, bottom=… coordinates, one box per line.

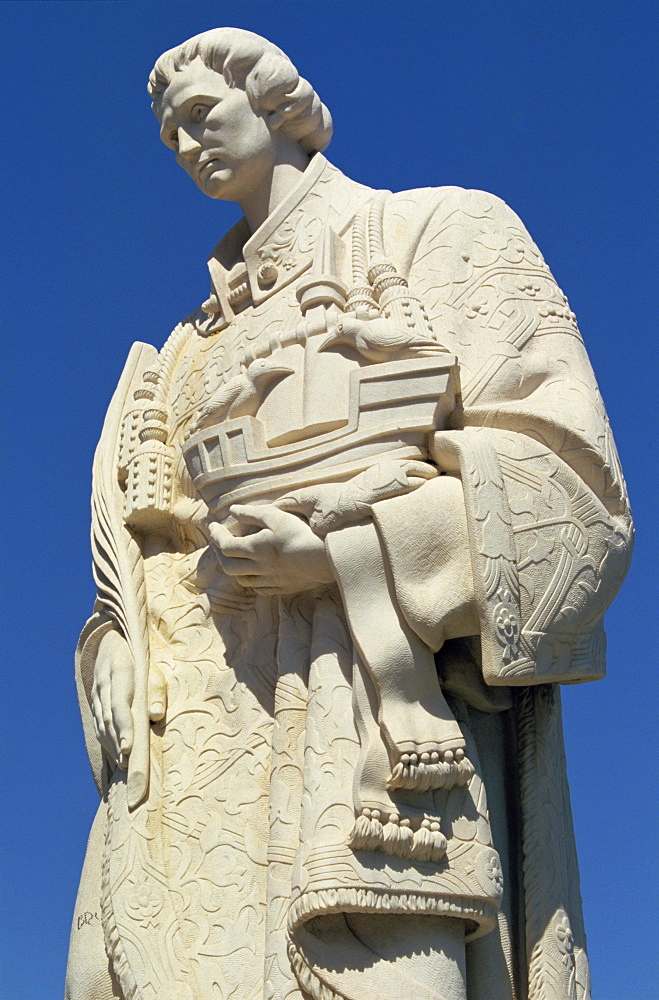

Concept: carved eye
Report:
left=191, top=104, right=208, bottom=122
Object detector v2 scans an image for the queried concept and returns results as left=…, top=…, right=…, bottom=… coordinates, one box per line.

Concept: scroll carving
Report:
left=68, top=26, right=631, bottom=1000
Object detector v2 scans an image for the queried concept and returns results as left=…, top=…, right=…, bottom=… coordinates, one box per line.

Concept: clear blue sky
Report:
left=1, top=1, right=656, bottom=997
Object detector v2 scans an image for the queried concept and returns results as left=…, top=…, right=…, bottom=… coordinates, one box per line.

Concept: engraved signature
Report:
left=76, top=910, right=100, bottom=930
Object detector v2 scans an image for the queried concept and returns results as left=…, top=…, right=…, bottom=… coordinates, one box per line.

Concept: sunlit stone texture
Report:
left=66, top=27, right=632, bottom=1000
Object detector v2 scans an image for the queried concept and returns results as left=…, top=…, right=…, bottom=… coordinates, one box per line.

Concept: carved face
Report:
left=157, top=57, right=277, bottom=204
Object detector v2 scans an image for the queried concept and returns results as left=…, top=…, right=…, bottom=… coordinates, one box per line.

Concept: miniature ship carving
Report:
left=183, top=354, right=460, bottom=521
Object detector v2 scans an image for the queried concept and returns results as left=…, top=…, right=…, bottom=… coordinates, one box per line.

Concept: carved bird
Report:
left=318, top=316, right=448, bottom=363
left=192, top=357, right=294, bottom=431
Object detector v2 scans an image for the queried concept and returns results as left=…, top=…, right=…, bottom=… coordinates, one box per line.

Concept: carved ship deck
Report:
left=183, top=356, right=460, bottom=521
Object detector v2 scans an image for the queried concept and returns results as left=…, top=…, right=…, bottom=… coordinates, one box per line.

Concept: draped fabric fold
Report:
left=69, top=156, right=631, bottom=1000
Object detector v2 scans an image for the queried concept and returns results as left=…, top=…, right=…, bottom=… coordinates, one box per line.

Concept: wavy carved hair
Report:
left=148, top=27, right=333, bottom=154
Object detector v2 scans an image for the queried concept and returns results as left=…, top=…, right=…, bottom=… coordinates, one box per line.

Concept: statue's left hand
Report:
left=208, top=504, right=335, bottom=596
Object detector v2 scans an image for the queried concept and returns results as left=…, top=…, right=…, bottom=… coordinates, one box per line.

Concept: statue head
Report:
left=148, top=27, right=332, bottom=154
left=148, top=28, right=332, bottom=216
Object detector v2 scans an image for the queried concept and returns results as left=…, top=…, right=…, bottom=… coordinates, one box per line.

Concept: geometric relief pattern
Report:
left=76, top=155, right=631, bottom=1000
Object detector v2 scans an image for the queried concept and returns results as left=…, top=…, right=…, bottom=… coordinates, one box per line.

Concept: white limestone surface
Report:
left=66, top=27, right=632, bottom=1000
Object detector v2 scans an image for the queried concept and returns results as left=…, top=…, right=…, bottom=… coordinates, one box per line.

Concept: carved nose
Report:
left=177, top=128, right=201, bottom=158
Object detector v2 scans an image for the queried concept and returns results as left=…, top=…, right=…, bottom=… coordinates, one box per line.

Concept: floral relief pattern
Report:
left=84, top=161, right=631, bottom=1000
left=125, top=880, right=164, bottom=928
left=493, top=588, right=521, bottom=664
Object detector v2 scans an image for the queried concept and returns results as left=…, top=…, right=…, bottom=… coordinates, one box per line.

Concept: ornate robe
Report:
left=71, top=154, right=632, bottom=1000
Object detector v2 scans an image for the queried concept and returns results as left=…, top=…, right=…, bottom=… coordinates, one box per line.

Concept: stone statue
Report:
left=66, top=27, right=632, bottom=1000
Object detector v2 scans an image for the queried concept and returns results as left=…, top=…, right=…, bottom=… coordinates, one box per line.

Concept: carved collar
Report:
left=197, top=154, right=371, bottom=334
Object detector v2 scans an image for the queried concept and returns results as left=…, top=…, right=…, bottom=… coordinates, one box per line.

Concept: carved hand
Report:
left=208, top=504, right=335, bottom=596
left=92, top=628, right=167, bottom=766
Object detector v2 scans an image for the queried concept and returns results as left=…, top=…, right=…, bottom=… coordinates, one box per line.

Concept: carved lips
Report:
left=197, top=157, right=221, bottom=179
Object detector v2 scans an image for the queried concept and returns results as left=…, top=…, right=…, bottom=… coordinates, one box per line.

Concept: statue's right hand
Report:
left=92, top=629, right=168, bottom=768
left=92, top=629, right=135, bottom=768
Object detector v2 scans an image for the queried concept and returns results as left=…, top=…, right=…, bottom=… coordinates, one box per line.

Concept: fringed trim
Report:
left=411, top=819, right=448, bottom=863
left=388, top=749, right=475, bottom=791
left=381, top=812, right=414, bottom=855
left=288, top=885, right=497, bottom=937
left=349, top=807, right=383, bottom=851
left=349, top=809, right=447, bottom=862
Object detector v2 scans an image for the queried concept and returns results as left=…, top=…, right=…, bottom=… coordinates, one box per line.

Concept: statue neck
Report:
left=239, top=143, right=311, bottom=233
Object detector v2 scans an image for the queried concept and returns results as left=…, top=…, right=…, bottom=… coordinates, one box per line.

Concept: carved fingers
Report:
left=274, top=461, right=438, bottom=536
left=226, top=503, right=289, bottom=534
left=148, top=662, right=167, bottom=722
left=273, top=489, right=320, bottom=520
left=208, top=518, right=275, bottom=577
left=398, top=459, right=438, bottom=489
left=208, top=504, right=334, bottom=595
left=92, top=631, right=168, bottom=766
left=92, top=629, right=135, bottom=768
